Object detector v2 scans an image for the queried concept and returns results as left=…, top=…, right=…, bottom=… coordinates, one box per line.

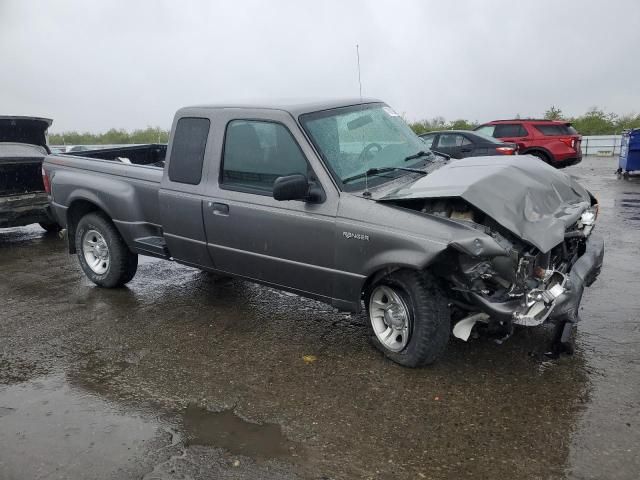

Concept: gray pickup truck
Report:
left=44, top=99, right=604, bottom=366
left=1, top=116, right=60, bottom=231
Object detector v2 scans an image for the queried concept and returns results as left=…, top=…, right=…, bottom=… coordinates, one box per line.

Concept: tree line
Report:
left=408, top=106, right=640, bottom=136
left=49, top=107, right=640, bottom=145
left=49, top=127, right=169, bottom=145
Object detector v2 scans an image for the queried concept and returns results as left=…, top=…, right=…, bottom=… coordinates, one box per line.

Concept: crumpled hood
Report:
left=376, top=156, right=592, bottom=253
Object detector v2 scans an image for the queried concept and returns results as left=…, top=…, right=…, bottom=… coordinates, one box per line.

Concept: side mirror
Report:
left=273, top=174, right=310, bottom=201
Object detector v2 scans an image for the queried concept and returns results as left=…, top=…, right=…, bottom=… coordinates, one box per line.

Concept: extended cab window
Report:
left=168, top=117, right=210, bottom=185
left=221, top=120, right=308, bottom=193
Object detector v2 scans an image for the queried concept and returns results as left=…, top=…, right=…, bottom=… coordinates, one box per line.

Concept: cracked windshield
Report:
left=301, top=103, right=431, bottom=189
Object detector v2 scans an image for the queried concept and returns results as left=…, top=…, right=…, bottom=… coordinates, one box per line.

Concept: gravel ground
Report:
left=0, top=155, right=638, bottom=479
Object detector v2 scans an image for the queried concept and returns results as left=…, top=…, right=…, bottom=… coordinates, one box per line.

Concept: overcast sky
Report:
left=1, top=0, right=639, bottom=132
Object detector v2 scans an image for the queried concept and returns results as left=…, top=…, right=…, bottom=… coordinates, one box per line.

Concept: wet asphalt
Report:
left=0, top=155, right=638, bottom=480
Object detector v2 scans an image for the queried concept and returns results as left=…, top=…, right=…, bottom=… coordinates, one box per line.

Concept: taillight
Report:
left=42, top=167, right=51, bottom=194
left=559, top=137, right=576, bottom=150
left=496, top=146, right=515, bottom=155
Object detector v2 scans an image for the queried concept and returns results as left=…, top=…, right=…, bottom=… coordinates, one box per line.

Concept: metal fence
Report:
left=581, top=135, right=622, bottom=156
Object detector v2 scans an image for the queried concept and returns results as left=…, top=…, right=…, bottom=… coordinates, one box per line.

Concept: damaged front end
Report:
left=374, top=157, right=606, bottom=350
left=388, top=196, right=604, bottom=349
left=454, top=203, right=601, bottom=327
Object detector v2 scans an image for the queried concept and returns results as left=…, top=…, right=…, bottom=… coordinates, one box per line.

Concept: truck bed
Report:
left=45, top=150, right=165, bottom=253
left=67, top=144, right=167, bottom=167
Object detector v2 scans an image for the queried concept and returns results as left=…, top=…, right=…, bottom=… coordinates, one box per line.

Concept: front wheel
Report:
left=365, top=270, right=450, bottom=367
left=75, top=212, right=138, bottom=287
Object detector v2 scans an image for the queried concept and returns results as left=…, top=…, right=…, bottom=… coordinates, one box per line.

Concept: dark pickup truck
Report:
left=0, top=116, right=59, bottom=231
left=43, top=99, right=604, bottom=366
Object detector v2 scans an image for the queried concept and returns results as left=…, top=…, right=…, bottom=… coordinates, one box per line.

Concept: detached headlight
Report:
left=580, top=206, right=598, bottom=237
left=581, top=208, right=596, bottom=226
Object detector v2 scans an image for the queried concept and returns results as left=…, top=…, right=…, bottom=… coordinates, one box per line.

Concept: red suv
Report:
left=474, top=120, right=582, bottom=168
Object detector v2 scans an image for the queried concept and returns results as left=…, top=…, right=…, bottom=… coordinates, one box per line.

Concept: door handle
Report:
left=461, top=148, right=472, bottom=152
left=211, top=202, right=229, bottom=216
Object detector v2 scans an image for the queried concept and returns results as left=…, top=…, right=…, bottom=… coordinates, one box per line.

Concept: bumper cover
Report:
left=0, top=192, right=52, bottom=228
left=468, top=234, right=604, bottom=325
left=550, top=233, right=604, bottom=322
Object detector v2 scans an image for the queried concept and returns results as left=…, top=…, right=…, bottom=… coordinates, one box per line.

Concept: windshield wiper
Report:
left=431, top=149, right=450, bottom=160
left=404, top=150, right=432, bottom=162
left=405, top=149, right=450, bottom=161
left=342, top=167, right=427, bottom=184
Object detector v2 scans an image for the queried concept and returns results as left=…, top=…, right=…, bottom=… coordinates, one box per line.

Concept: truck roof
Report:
left=181, top=98, right=383, bottom=116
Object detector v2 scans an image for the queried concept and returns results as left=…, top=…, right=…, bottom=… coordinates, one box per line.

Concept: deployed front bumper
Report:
left=468, top=234, right=604, bottom=326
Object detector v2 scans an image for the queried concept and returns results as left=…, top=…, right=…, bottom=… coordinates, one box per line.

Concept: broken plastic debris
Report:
left=452, top=313, right=489, bottom=341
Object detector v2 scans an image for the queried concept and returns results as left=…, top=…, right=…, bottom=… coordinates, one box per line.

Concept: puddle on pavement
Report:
left=0, top=373, right=302, bottom=479
left=617, top=192, right=640, bottom=222
left=0, top=374, right=161, bottom=479
left=182, top=404, right=298, bottom=460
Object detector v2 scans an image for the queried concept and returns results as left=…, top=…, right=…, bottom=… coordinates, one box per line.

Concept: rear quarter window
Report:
left=168, top=117, right=210, bottom=185
left=475, top=125, right=495, bottom=137
left=534, top=124, right=578, bottom=136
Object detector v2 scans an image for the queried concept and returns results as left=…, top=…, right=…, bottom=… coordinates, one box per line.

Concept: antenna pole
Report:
left=356, top=44, right=363, bottom=100
left=356, top=44, right=370, bottom=197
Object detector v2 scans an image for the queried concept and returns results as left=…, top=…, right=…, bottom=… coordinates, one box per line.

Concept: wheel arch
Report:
left=359, top=245, right=457, bottom=311
left=520, top=146, right=553, bottom=162
left=360, top=258, right=442, bottom=307
left=361, top=265, right=404, bottom=302
left=66, top=197, right=113, bottom=254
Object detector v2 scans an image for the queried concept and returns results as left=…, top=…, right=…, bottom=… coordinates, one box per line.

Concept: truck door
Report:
left=202, top=111, right=339, bottom=301
left=158, top=116, right=214, bottom=268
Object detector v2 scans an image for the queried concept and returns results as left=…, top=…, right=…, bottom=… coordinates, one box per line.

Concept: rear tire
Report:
left=528, top=150, right=550, bottom=164
left=75, top=212, right=138, bottom=287
left=39, top=221, right=61, bottom=233
left=365, top=269, right=450, bottom=367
